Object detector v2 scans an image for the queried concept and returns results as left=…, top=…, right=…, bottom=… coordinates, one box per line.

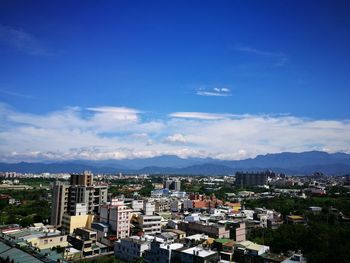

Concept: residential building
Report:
left=70, top=171, right=93, bottom=186
left=114, top=236, right=151, bottom=261
left=178, top=221, right=230, bottom=239
left=61, top=208, right=94, bottom=235
left=68, top=228, right=105, bottom=257
left=136, top=214, right=162, bottom=235
left=50, top=172, right=108, bottom=229
left=234, top=241, right=270, bottom=262
left=30, top=233, right=69, bottom=250
left=227, top=222, right=246, bottom=242
left=50, top=181, right=69, bottom=227
left=235, top=171, right=271, bottom=187
left=100, top=199, right=132, bottom=239
left=132, top=200, right=144, bottom=212
left=154, top=198, right=171, bottom=212
left=164, top=179, right=181, bottom=191
left=172, top=246, right=219, bottom=263
left=144, top=241, right=183, bottom=263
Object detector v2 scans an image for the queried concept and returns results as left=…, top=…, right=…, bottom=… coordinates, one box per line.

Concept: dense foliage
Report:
left=247, top=196, right=350, bottom=263
left=0, top=189, right=50, bottom=226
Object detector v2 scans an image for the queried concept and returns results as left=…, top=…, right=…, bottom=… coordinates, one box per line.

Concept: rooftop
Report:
left=160, top=243, right=183, bottom=250
left=215, top=238, right=232, bottom=244
left=181, top=246, right=217, bottom=258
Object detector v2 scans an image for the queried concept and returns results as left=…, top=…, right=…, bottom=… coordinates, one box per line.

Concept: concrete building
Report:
left=172, top=246, right=219, bottom=263
left=143, top=201, right=156, bottom=215
left=70, top=170, right=93, bottom=186
left=234, top=241, right=270, bottom=262
left=30, top=233, right=69, bottom=250
left=235, top=171, right=270, bottom=187
left=227, top=222, right=246, bottom=242
left=178, top=221, right=230, bottom=239
left=144, top=241, right=184, bottom=263
left=68, top=227, right=107, bottom=257
left=154, top=198, right=171, bottom=212
left=61, top=210, right=94, bottom=235
left=132, top=199, right=144, bottom=212
left=50, top=181, right=69, bottom=227
left=136, top=214, right=162, bottom=235
left=114, top=236, right=151, bottom=261
left=69, top=184, right=108, bottom=215
left=164, top=179, right=181, bottom=191
left=100, top=199, right=132, bottom=239
left=171, top=200, right=182, bottom=212
left=51, top=172, right=108, bottom=229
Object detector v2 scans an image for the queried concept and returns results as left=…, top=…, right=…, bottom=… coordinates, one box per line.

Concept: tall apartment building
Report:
left=51, top=181, right=69, bottom=227
left=164, top=179, right=181, bottom=191
left=51, top=172, right=108, bottom=228
left=70, top=170, right=93, bottom=186
left=235, top=171, right=270, bottom=187
left=69, top=185, right=108, bottom=215
left=100, top=199, right=133, bottom=239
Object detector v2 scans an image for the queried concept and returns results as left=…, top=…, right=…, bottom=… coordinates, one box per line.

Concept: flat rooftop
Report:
left=181, top=246, right=217, bottom=258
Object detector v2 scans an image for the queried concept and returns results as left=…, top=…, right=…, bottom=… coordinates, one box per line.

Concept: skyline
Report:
left=1, top=0, right=350, bottom=162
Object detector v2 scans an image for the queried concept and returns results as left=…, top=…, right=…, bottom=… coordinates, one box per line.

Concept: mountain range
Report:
left=1, top=151, right=350, bottom=176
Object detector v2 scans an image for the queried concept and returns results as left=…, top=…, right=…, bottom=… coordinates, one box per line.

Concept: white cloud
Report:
left=169, top=112, right=234, bottom=120
left=164, top=134, right=187, bottom=144
left=0, top=103, right=350, bottom=162
left=196, top=87, right=231, bottom=97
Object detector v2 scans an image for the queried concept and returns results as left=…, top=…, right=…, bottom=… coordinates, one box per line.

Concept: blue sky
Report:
left=0, top=0, right=350, bottom=162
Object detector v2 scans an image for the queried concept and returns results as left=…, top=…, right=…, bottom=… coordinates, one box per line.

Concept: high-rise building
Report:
left=70, top=171, right=93, bottom=186
left=235, top=171, right=270, bottom=187
left=163, top=179, right=181, bottom=191
left=69, top=185, right=108, bottom=215
left=51, top=172, right=108, bottom=228
left=51, top=181, right=69, bottom=227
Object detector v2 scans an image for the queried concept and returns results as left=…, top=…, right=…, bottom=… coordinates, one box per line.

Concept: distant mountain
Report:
left=1, top=151, right=350, bottom=175
left=220, top=151, right=350, bottom=170
left=73, top=155, right=216, bottom=169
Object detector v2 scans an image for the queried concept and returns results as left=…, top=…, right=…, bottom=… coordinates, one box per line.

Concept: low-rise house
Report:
left=213, top=238, right=235, bottom=262
left=30, top=233, right=68, bottom=250
left=286, top=215, right=306, bottom=225
left=234, top=240, right=270, bottom=262
left=68, top=227, right=106, bottom=257
left=184, top=234, right=210, bottom=247
left=178, top=221, right=230, bottom=239
left=165, top=229, right=186, bottom=240
left=155, top=232, right=178, bottom=243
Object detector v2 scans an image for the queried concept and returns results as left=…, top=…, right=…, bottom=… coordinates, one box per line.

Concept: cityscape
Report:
left=1, top=1, right=350, bottom=263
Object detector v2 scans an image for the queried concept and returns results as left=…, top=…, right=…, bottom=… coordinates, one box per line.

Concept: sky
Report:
left=0, top=0, right=350, bottom=162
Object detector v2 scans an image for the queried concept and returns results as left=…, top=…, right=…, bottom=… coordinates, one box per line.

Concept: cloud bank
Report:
left=0, top=103, right=350, bottom=162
